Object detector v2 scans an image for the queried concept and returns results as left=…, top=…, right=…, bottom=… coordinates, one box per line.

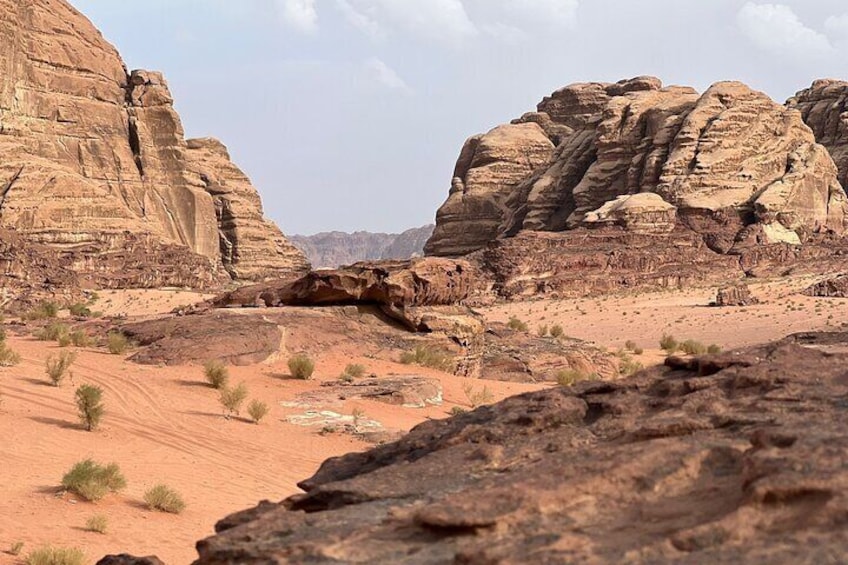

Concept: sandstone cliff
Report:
left=291, top=225, right=434, bottom=268
left=426, top=77, right=848, bottom=257
left=0, top=0, right=308, bottom=287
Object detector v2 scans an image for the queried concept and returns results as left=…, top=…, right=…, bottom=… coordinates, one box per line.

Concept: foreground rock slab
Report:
left=195, top=335, right=848, bottom=563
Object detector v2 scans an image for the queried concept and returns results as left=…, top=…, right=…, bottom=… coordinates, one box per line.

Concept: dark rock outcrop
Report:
left=803, top=274, right=848, bottom=298
left=96, top=556, right=165, bottom=565
left=195, top=334, right=848, bottom=563
left=714, top=285, right=759, bottom=307
left=0, top=0, right=308, bottom=286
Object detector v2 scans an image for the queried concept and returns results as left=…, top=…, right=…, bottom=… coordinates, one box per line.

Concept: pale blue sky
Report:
left=70, top=0, right=848, bottom=235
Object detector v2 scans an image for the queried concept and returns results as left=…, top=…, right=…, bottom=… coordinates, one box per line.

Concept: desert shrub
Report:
left=36, top=322, right=69, bottom=343
left=287, top=354, right=315, bottom=380
left=24, top=301, right=59, bottom=321
left=203, top=360, right=229, bottom=389
left=449, top=406, right=468, bottom=417
left=399, top=345, right=454, bottom=372
left=24, top=546, right=85, bottom=565
left=247, top=399, right=269, bottom=424
left=143, top=484, right=186, bottom=514
left=680, top=339, right=707, bottom=355
left=10, top=541, right=24, bottom=556
left=462, top=382, right=494, bottom=408
left=106, top=332, right=129, bottom=355
left=556, top=369, right=596, bottom=387
left=85, top=514, right=108, bottom=534
left=342, top=363, right=366, bottom=379
left=0, top=342, right=21, bottom=367
left=57, top=333, right=72, bottom=348
left=618, top=354, right=644, bottom=377
left=707, top=344, right=722, bottom=354
left=46, top=351, right=76, bottom=387
left=70, top=330, right=92, bottom=348
left=75, top=384, right=104, bottom=431
left=660, top=334, right=678, bottom=353
left=537, top=324, right=549, bottom=337
left=68, top=303, right=92, bottom=318
left=507, top=316, right=528, bottom=332
left=61, top=459, right=126, bottom=501
left=219, top=383, right=249, bottom=419
left=550, top=325, right=565, bottom=339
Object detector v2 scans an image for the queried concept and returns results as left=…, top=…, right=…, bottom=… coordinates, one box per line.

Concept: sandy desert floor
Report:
left=0, top=292, right=543, bottom=564
left=1, top=277, right=847, bottom=563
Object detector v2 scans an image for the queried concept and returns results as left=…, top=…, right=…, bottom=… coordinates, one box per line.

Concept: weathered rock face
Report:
left=0, top=0, right=308, bottom=284
left=427, top=77, right=848, bottom=257
left=214, top=258, right=484, bottom=331
left=196, top=334, right=848, bottom=563
left=290, top=225, right=434, bottom=269
left=714, top=285, right=759, bottom=307
left=803, top=274, right=848, bottom=298
left=789, top=79, right=848, bottom=190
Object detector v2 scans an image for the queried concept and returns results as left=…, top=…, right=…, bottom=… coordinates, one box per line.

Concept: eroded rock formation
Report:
left=0, top=0, right=308, bottom=285
left=195, top=334, right=848, bottom=563
left=290, top=225, right=435, bottom=269
left=803, top=274, right=848, bottom=298
left=427, top=77, right=848, bottom=258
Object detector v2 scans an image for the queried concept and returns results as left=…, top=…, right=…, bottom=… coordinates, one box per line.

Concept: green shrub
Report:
left=68, top=303, right=92, bottom=318
left=219, top=383, right=249, bottom=419
left=399, top=345, right=454, bottom=372
left=0, top=342, right=21, bottom=367
left=462, top=382, right=494, bottom=408
left=707, top=344, right=722, bottom=354
left=203, top=360, right=229, bottom=389
left=36, top=322, right=69, bottom=343
left=85, top=514, right=108, bottom=534
left=70, top=330, right=92, bottom=348
left=46, top=351, right=76, bottom=387
left=537, top=324, right=549, bottom=337
left=24, top=301, right=59, bottom=321
left=61, top=460, right=126, bottom=501
left=106, top=332, right=129, bottom=355
left=143, top=484, right=186, bottom=514
left=556, top=369, right=594, bottom=387
left=287, top=354, right=315, bottom=380
left=24, top=546, right=85, bottom=565
left=618, top=354, right=644, bottom=377
left=550, top=325, right=565, bottom=339
left=680, top=339, right=707, bottom=356
left=75, top=384, right=104, bottom=431
left=247, top=399, right=269, bottom=424
left=342, top=363, right=366, bottom=379
left=660, top=334, right=678, bottom=353
left=57, top=333, right=72, bottom=348
left=507, top=316, right=528, bottom=332
left=449, top=406, right=468, bottom=416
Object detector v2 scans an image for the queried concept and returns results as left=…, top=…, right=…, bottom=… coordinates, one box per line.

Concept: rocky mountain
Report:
left=190, top=331, right=848, bottom=563
left=290, top=225, right=434, bottom=268
left=0, top=0, right=309, bottom=288
left=426, top=77, right=848, bottom=258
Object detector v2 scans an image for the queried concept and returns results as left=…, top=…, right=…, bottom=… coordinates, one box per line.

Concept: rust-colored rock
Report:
left=427, top=77, right=848, bottom=257
left=714, top=285, right=759, bottom=307
left=195, top=335, right=848, bottom=563
left=803, top=275, right=848, bottom=298
left=0, top=0, right=308, bottom=285
left=214, top=258, right=483, bottom=331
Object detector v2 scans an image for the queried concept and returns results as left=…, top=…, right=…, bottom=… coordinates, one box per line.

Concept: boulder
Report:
left=96, top=556, right=165, bottom=565
left=714, top=285, right=759, bottom=307
left=195, top=335, right=848, bottom=563
left=0, top=0, right=308, bottom=285
left=582, top=193, right=677, bottom=234
left=317, top=377, right=443, bottom=408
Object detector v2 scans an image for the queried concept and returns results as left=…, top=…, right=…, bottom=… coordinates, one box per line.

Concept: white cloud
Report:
left=736, top=3, right=833, bottom=61
left=825, top=13, right=848, bottom=37
left=336, top=0, right=384, bottom=41
left=337, top=0, right=478, bottom=45
left=500, top=0, right=579, bottom=29
left=364, top=57, right=412, bottom=92
left=280, top=0, right=319, bottom=33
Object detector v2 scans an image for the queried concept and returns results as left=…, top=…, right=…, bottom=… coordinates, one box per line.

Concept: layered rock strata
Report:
left=0, top=0, right=308, bottom=285
left=427, top=77, right=848, bottom=257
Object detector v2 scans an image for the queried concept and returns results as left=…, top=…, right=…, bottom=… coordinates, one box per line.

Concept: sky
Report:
left=69, top=0, right=848, bottom=236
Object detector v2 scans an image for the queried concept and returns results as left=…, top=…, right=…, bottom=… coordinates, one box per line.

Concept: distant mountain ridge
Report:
left=291, top=225, right=435, bottom=268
